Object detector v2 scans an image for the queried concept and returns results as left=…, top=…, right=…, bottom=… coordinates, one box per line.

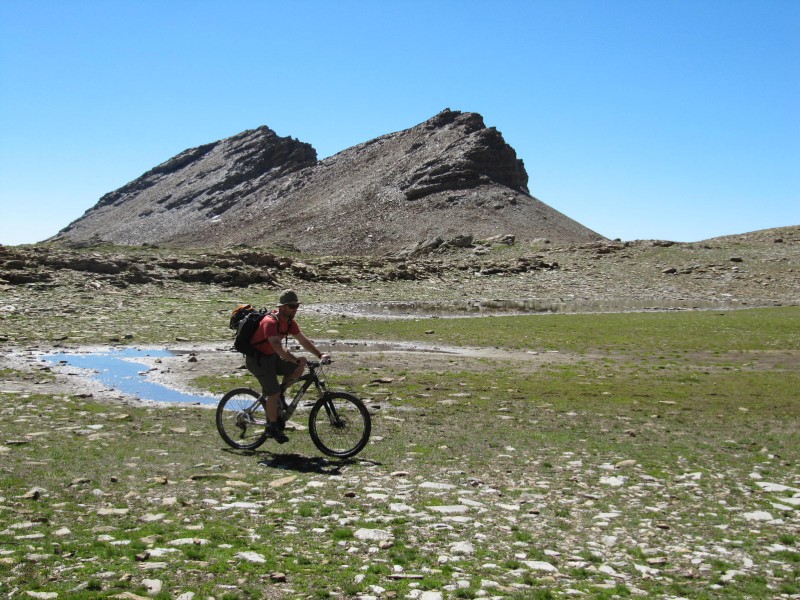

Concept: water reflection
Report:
left=42, top=348, right=217, bottom=406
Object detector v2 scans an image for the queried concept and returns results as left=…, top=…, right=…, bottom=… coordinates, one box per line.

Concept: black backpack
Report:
left=229, top=304, right=290, bottom=356
left=229, top=304, right=267, bottom=356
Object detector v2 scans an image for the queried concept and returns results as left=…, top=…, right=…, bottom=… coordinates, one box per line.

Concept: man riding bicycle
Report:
left=245, top=290, right=330, bottom=443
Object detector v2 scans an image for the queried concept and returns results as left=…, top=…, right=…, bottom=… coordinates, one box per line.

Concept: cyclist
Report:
left=246, top=289, right=330, bottom=443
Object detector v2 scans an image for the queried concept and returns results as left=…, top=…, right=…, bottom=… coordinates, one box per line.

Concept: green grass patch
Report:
left=1, top=304, right=798, bottom=597
left=316, top=306, right=800, bottom=356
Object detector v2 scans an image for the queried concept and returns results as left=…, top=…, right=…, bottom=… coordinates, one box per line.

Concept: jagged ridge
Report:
left=52, top=109, right=604, bottom=254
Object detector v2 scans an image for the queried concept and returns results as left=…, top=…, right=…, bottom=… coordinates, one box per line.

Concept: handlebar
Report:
left=308, top=357, right=332, bottom=369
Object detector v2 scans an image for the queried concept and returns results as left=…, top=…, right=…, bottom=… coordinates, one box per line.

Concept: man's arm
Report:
left=268, top=336, right=301, bottom=364
left=295, top=332, right=329, bottom=360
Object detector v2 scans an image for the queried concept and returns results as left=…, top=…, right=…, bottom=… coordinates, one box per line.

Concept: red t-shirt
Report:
left=251, top=312, right=301, bottom=355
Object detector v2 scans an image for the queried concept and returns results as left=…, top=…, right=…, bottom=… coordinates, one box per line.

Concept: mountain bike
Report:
left=215, top=359, right=371, bottom=458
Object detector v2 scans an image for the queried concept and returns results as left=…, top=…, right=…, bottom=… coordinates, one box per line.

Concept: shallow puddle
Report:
left=314, top=298, right=741, bottom=318
left=40, top=341, right=453, bottom=408
left=42, top=348, right=217, bottom=406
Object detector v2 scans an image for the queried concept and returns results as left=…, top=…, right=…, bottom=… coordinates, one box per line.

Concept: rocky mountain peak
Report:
left=59, top=126, right=317, bottom=244
left=52, top=110, right=604, bottom=254
left=400, top=109, right=529, bottom=200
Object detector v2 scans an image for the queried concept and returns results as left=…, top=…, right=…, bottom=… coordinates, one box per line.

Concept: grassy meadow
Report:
left=1, top=295, right=799, bottom=598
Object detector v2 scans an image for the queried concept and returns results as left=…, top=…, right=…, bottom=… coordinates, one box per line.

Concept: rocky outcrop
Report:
left=56, top=127, right=317, bottom=247
left=51, top=110, right=604, bottom=255
left=399, top=111, right=528, bottom=200
left=2, top=226, right=798, bottom=311
left=0, top=241, right=559, bottom=289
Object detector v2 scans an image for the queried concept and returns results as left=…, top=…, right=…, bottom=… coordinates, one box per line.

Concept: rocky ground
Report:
left=1, top=226, right=799, bottom=599
left=2, top=330, right=799, bottom=599
left=3, top=225, right=799, bottom=312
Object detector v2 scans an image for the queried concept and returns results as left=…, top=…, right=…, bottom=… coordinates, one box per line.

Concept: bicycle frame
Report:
left=237, top=361, right=337, bottom=426
left=279, top=362, right=329, bottom=419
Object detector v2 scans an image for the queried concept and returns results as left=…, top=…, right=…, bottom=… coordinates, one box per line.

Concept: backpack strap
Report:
left=269, top=312, right=293, bottom=348
left=248, top=312, right=271, bottom=351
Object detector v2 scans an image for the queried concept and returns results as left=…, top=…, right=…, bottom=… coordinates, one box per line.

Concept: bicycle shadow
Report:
left=221, top=447, right=381, bottom=475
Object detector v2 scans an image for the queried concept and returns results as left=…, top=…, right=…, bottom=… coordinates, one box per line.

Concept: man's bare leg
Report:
left=280, top=363, right=305, bottom=391
left=265, top=391, right=281, bottom=424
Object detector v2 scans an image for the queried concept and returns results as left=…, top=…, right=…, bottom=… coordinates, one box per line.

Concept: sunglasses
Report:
left=285, top=303, right=300, bottom=309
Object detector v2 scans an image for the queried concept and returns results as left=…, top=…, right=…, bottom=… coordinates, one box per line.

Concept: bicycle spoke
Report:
left=309, top=393, right=371, bottom=458
left=216, top=388, right=269, bottom=450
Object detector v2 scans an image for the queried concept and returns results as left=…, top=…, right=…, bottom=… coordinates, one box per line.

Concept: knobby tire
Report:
left=215, top=388, right=269, bottom=450
left=308, top=392, right=371, bottom=458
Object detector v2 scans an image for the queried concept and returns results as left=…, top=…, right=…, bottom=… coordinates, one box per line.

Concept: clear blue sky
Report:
left=1, top=0, right=798, bottom=245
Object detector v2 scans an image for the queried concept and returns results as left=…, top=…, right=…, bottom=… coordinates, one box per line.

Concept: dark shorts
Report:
left=245, top=353, right=297, bottom=396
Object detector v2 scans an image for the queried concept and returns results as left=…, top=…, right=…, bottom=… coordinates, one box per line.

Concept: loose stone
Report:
left=236, top=551, right=267, bottom=564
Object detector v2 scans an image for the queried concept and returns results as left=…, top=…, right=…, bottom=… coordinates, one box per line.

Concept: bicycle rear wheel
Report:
left=216, top=388, right=269, bottom=450
left=308, top=392, right=371, bottom=458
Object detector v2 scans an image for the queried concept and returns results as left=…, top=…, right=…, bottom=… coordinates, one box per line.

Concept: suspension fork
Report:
left=318, top=392, right=344, bottom=426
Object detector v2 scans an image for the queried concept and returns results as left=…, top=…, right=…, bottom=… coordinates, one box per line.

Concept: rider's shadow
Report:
left=222, top=448, right=381, bottom=474
left=261, top=452, right=383, bottom=473
left=259, top=452, right=348, bottom=474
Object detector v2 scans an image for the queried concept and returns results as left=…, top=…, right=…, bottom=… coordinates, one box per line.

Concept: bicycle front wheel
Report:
left=216, top=388, right=269, bottom=450
left=308, top=392, right=371, bottom=458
